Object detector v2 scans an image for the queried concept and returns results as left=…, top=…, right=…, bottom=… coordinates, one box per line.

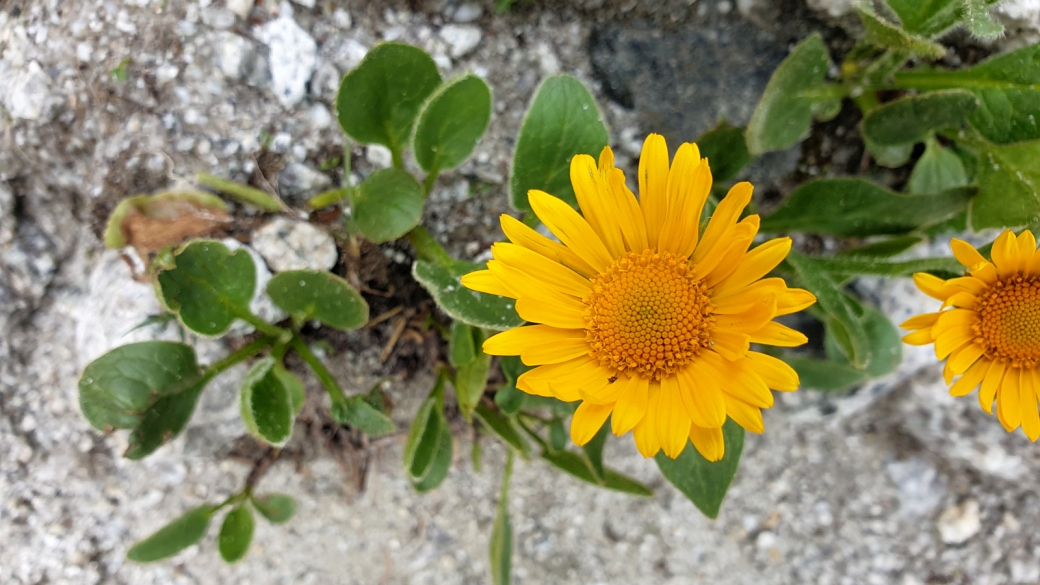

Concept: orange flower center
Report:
left=976, top=276, right=1040, bottom=366
left=583, top=250, right=714, bottom=381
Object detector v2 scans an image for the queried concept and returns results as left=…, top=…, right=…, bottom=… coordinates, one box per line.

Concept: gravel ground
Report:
left=3, top=0, right=1040, bottom=584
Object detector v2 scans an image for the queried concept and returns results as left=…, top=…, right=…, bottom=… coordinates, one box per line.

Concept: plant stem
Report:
left=391, top=146, right=404, bottom=170
left=235, top=309, right=291, bottom=340
left=406, top=226, right=455, bottom=267
left=309, top=188, right=352, bottom=210
left=423, top=169, right=440, bottom=197
left=196, top=173, right=286, bottom=212
left=199, top=336, right=273, bottom=386
left=289, top=334, right=348, bottom=406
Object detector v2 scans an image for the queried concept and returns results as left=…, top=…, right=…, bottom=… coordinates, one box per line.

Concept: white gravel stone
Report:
left=215, top=32, right=256, bottom=80
left=333, top=8, right=353, bottom=29
left=226, top=0, right=254, bottom=19
left=1001, top=0, right=1040, bottom=31
left=291, top=0, right=316, bottom=8
left=452, top=3, right=483, bottom=23
left=936, top=499, right=981, bottom=545
left=366, top=144, right=394, bottom=168
left=278, top=161, right=332, bottom=199
left=440, top=24, right=482, bottom=58
left=254, top=2, right=318, bottom=107
left=0, top=61, right=61, bottom=121
left=251, top=217, right=338, bottom=272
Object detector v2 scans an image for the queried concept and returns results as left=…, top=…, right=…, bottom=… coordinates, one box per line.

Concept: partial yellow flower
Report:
left=462, top=134, right=815, bottom=461
left=903, top=229, right=1040, bottom=441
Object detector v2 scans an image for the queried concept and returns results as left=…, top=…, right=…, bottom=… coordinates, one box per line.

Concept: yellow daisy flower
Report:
left=461, top=134, right=816, bottom=460
left=902, top=229, right=1040, bottom=441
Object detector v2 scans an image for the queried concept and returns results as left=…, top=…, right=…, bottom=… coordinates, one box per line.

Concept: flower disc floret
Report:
left=976, top=276, right=1040, bottom=367
left=584, top=250, right=714, bottom=380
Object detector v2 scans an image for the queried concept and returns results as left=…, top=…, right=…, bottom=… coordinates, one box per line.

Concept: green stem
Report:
left=309, top=188, right=352, bottom=210
left=199, top=336, right=273, bottom=386
left=501, top=448, right=514, bottom=501
left=290, top=334, right=348, bottom=406
left=196, top=173, right=286, bottom=212
left=423, top=169, right=440, bottom=197
left=890, top=71, right=1040, bottom=92
left=391, top=147, right=404, bottom=170
left=406, top=226, right=454, bottom=267
left=516, top=416, right=550, bottom=451
left=235, top=309, right=291, bottom=340
left=798, top=83, right=848, bottom=101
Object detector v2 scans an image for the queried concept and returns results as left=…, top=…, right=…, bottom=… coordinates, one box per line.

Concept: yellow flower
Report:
left=903, top=229, right=1040, bottom=441
left=461, top=134, right=815, bottom=460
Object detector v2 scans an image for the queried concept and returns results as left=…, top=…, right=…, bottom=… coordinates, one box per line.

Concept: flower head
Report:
left=903, top=230, right=1040, bottom=440
left=462, top=134, right=815, bottom=460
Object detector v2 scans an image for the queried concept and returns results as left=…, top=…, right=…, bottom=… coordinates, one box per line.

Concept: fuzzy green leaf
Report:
left=267, top=270, right=369, bottom=331
left=654, top=419, right=745, bottom=519
left=858, top=8, right=947, bottom=59
left=125, top=381, right=205, bottom=460
left=352, top=168, right=424, bottom=244
left=909, top=137, right=969, bottom=194
left=542, top=449, right=653, bottom=496
left=413, top=259, right=525, bottom=331
left=510, top=75, right=609, bottom=210
left=240, top=358, right=295, bottom=447
left=331, top=396, right=396, bottom=437
left=218, top=506, right=254, bottom=563
left=251, top=493, right=296, bottom=524
left=695, top=121, right=752, bottom=182
left=127, top=506, right=212, bottom=563
left=156, top=240, right=256, bottom=336
left=971, top=138, right=1040, bottom=230
left=414, top=74, right=493, bottom=173
left=862, top=89, right=978, bottom=146
left=474, top=402, right=530, bottom=457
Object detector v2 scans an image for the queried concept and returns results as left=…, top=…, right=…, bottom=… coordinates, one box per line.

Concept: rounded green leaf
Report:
left=414, top=74, right=492, bottom=173
left=403, top=392, right=454, bottom=493
left=654, top=419, right=745, bottom=519
left=858, top=8, right=946, bottom=59
left=970, top=138, right=1040, bottom=230
left=412, top=424, right=453, bottom=493
left=273, top=366, right=306, bottom=417
left=125, top=382, right=205, bottom=460
left=218, top=506, right=254, bottom=563
left=330, top=396, right=396, bottom=437
left=909, top=138, right=968, bottom=195
left=267, top=270, right=369, bottom=331
left=352, top=168, right=424, bottom=244
left=156, top=240, right=256, bottom=336
left=336, top=42, right=442, bottom=156
left=694, top=121, right=752, bottom=183
left=127, top=505, right=212, bottom=563
left=413, top=259, right=524, bottom=331
left=240, top=358, right=295, bottom=447
left=104, top=191, right=228, bottom=249
left=79, top=341, right=199, bottom=431
left=862, top=89, right=978, bottom=146
left=449, top=321, right=477, bottom=368
left=251, top=493, right=297, bottom=524
left=510, top=75, right=609, bottom=210
left=746, top=34, right=831, bottom=155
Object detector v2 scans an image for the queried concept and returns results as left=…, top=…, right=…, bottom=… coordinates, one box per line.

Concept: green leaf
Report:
left=838, top=236, right=923, bottom=258
left=746, top=34, right=832, bottom=155
left=549, top=418, right=566, bottom=452
left=331, top=396, right=396, bottom=437
left=654, top=419, right=745, bottom=519
left=783, top=356, right=868, bottom=391
left=510, top=75, right=609, bottom=210
left=862, top=89, right=978, bottom=146
left=79, top=342, right=199, bottom=431
left=896, top=44, right=1040, bottom=144
left=843, top=305, right=903, bottom=378
left=352, top=168, right=424, bottom=244
left=449, top=321, right=477, bottom=368
left=489, top=455, right=514, bottom=585
left=695, top=121, right=752, bottom=183
left=127, top=505, right=212, bottom=563
left=474, top=402, right=530, bottom=457
left=760, top=179, right=974, bottom=237
left=494, top=356, right=529, bottom=415
left=962, top=0, right=1004, bottom=39
left=196, top=173, right=285, bottom=213
left=797, top=254, right=962, bottom=282
left=909, top=137, right=969, bottom=195
left=251, top=493, right=296, bottom=524
left=240, top=358, right=295, bottom=447
left=125, top=382, right=205, bottom=460
left=273, top=366, right=306, bottom=417
left=858, top=8, right=947, bottom=59
left=413, top=259, right=525, bottom=331
left=413, top=74, right=493, bottom=173
left=970, top=138, right=1040, bottom=230
left=864, top=136, right=914, bottom=168
left=403, top=384, right=454, bottom=492
left=218, top=506, right=254, bottom=563
left=541, top=449, right=653, bottom=496
left=454, top=343, right=491, bottom=418
left=885, top=0, right=959, bottom=35
left=156, top=240, right=256, bottom=336
left=581, top=420, right=609, bottom=479
left=267, top=270, right=369, bottom=331
left=412, top=424, right=453, bottom=492
left=336, top=42, right=442, bottom=159
left=103, top=191, right=228, bottom=249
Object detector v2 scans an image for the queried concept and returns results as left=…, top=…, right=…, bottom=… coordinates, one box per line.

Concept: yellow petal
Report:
left=491, top=242, right=591, bottom=298
left=658, top=144, right=711, bottom=257
left=598, top=145, right=615, bottom=171
left=712, top=278, right=785, bottom=314
left=632, top=382, right=663, bottom=457
left=677, top=359, right=727, bottom=428
left=570, top=154, right=626, bottom=258
left=528, top=190, right=614, bottom=272
left=934, top=328, right=975, bottom=360
left=991, top=229, right=1020, bottom=277
left=950, top=238, right=986, bottom=270
left=711, top=329, right=752, bottom=359
left=1019, top=229, right=1037, bottom=254
left=745, top=351, right=799, bottom=391
left=579, top=374, right=626, bottom=405
left=932, top=309, right=978, bottom=338
left=694, top=182, right=753, bottom=264
left=516, top=356, right=606, bottom=402
left=638, top=134, right=671, bottom=248
left=775, top=287, right=817, bottom=316
left=900, top=312, right=940, bottom=330
left=705, top=353, right=773, bottom=408
left=688, top=424, right=725, bottom=462
left=703, top=216, right=761, bottom=287
left=748, top=322, right=807, bottom=347
left=569, top=401, right=613, bottom=446
left=939, top=276, right=988, bottom=297
left=949, top=358, right=988, bottom=397
left=913, top=272, right=950, bottom=300
left=971, top=262, right=998, bottom=285
left=500, top=214, right=597, bottom=277
left=461, top=270, right=516, bottom=298
left=948, top=343, right=985, bottom=376
left=521, top=338, right=592, bottom=366
left=712, top=238, right=792, bottom=299
left=483, top=324, right=586, bottom=356
left=606, top=168, right=650, bottom=253
left=902, top=328, right=935, bottom=345
left=514, top=297, right=585, bottom=329
left=657, top=376, right=693, bottom=459
left=713, top=295, right=777, bottom=333
left=979, top=359, right=1007, bottom=414
left=998, top=366, right=1022, bottom=431
left=1021, top=369, right=1040, bottom=441
left=943, top=291, right=977, bottom=310
left=691, top=218, right=757, bottom=282
left=611, top=375, right=650, bottom=435
left=724, top=394, right=764, bottom=434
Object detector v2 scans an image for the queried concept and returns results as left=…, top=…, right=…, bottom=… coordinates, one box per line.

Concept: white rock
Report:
left=1, top=61, right=61, bottom=121
left=1000, top=0, right=1040, bottom=31
left=278, top=162, right=332, bottom=199
left=75, top=43, right=93, bottom=62
left=805, top=0, right=858, bottom=17
left=201, top=6, right=236, bottom=29
left=885, top=458, right=944, bottom=516
left=226, top=0, right=254, bottom=19
left=440, top=24, right=482, bottom=58
left=535, top=42, right=560, bottom=76
left=155, top=62, right=180, bottom=85
left=452, top=3, right=483, bottom=22
left=366, top=145, right=394, bottom=168
left=251, top=217, right=338, bottom=272
left=270, top=131, right=292, bottom=153
left=333, top=8, right=353, bottom=28
left=305, top=103, right=333, bottom=129
left=254, top=2, right=318, bottom=107
left=291, top=0, right=316, bottom=7
left=216, top=32, right=257, bottom=80
left=936, top=499, right=981, bottom=545
left=335, top=38, right=369, bottom=70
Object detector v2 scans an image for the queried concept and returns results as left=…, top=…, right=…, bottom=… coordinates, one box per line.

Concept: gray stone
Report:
left=440, top=24, right=482, bottom=58
left=251, top=217, right=338, bottom=272
left=201, top=6, right=236, bottom=29
left=937, top=499, right=981, bottom=545
left=215, top=31, right=259, bottom=81
left=452, top=3, right=483, bottom=23
left=278, top=161, right=333, bottom=200
left=254, top=3, right=318, bottom=107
